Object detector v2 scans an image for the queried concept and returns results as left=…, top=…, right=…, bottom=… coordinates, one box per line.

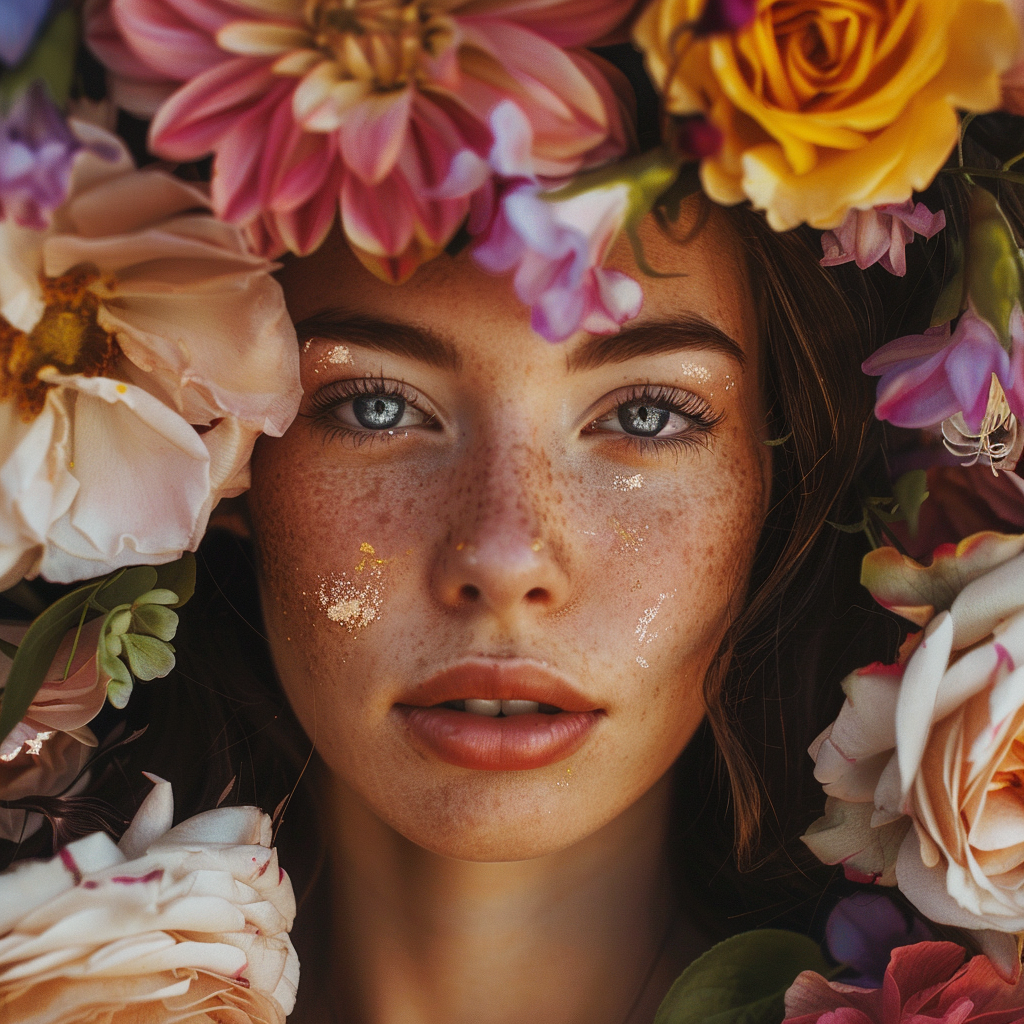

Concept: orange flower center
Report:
left=305, top=0, right=455, bottom=90
left=0, top=266, right=118, bottom=421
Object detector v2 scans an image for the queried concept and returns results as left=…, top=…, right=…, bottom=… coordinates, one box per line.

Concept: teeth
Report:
left=464, top=698, right=502, bottom=716
left=502, top=700, right=539, bottom=716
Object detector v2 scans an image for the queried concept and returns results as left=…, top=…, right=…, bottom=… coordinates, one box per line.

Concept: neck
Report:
left=311, top=771, right=706, bottom=1024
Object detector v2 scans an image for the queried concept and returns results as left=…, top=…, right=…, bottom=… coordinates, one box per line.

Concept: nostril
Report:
left=460, top=584, right=481, bottom=601
left=525, top=587, right=548, bottom=603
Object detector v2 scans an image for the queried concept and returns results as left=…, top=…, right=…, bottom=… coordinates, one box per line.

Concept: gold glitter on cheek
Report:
left=317, top=543, right=389, bottom=634
left=612, top=473, right=644, bottom=491
left=609, top=515, right=647, bottom=552
left=633, top=591, right=675, bottom=669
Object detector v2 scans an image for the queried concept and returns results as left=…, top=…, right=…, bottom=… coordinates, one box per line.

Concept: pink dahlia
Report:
left=86, top=0, right=634, bottom=279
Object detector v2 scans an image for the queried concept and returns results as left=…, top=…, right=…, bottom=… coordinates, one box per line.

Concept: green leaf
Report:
left=153, top=553, right=196, bottom=608
left=654, top=930, right=829, bottom=1024
left=106, top=673, right=134, bottom=709
left=134, top=589, right=180, bottom=607
left=0, top=638, right=18, bottom=661
left=131, top=603, right=179, bottom=642
left=120, top=635, right=176, bottom=681
left=892, top=470, right=929, bottom=538
left=93, top=567, right=159, bottom=613
left=0, top=8, right=79, bottom=109
left=0, top=579, right=97, bottom=745
left=930, top=239, right=965, bottom=328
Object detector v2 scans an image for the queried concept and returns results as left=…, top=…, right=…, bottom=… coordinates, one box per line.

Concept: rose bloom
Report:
left=633, top=0, right=1019, bottom=231
left=0, top=777, right=298, bottom=1022
left=803, top=530, right=1024, bottom=973
left=784, top=941, right=1024, bottom=1024
left=0, top=121, right=300, bottom=588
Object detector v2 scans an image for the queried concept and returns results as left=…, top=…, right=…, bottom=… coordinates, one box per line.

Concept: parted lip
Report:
left=396, top=659, right=601, bottom=713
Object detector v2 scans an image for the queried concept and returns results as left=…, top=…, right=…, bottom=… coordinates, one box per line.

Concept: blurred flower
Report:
left=0, top=0, right=53, bottom=67
left=86, top=0, right=634, bottom=277
left=821, top=201, right=946, bottom=277
left=0, top=618, right=110, bottom=759
left=804, top=532, right=1024, bottom=974
left=472, top=103, right=643, bottom=342
left=0, top=121, right=301, bottom=588
left=863, top=308, right=1024, bottom=434
left=784, top=941, right=1024, bottom=1024
left=0, top=83, right=116, bottom=231
left=0, top=728, right=91, bottom=843
left=691, top=0, right=755, bottom=36
left=0, top=776, right=299, bottom=1021
left=1001, top=0, right=1024, bottom=113
left=634, top=0, right=1019, bottom=231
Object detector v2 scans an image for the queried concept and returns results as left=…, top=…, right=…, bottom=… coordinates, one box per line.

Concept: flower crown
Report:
left=4, top=0, right=1024, bottom=1020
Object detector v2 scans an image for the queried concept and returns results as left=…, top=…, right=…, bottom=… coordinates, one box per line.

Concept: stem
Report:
left=959, top=113, right=975, bottom=167
left=868, top=508, right=911, bottom=557
left=62, top=599, right=90, bottom=681
left=943, top=166, right=1024, bottom=187
left=1003, top=148, right=1024, bottom=171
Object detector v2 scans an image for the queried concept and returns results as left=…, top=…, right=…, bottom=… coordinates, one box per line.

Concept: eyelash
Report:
left=584, top=384, right=723, bottom=455
left=305, top=379, right=722, bottom=454
left=306, top=376, right=437, bottom=447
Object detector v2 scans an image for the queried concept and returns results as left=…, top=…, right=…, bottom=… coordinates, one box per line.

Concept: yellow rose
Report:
left=634, top=0, right=1021, bottom=230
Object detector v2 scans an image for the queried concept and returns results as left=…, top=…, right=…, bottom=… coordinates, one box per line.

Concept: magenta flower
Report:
left=86, top=0, right=634, bottom=278
left=0, top=83, right=115, bottom=230
left=863, top=306, right=1024, bottom=432
left=472, top=103, right=642, bottom=342
left=821, top=200, right=946, bottom=277
left=784, top=941, right=1024, bottom=1023
left=691, top=0, right=756, bottom=36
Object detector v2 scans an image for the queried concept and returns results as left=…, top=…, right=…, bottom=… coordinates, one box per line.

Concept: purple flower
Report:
left=863, top=306, right=1024, bottom=431
left=0, top=83, right=88, bottom=230
left=692, top=0, right=757, bottom=35
left=821, top=200, right=946, bottom=277
left=471, top=102, right=643, bottom=343
left=825, top=893, right=933, bottom=988
left=0, top=0, right=52, bottom=67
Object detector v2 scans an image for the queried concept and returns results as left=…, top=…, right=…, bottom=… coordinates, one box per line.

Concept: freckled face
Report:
left=249, top=209, right=770, bottom=860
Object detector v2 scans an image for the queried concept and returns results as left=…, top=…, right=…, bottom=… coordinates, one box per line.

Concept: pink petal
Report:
left=457, top=0, right=635, bottom=48
left=341, top=167, right=416, bottom=257
left=338, top=88, right=413, bottom=185
left=150, top=56, right=280, bottom=163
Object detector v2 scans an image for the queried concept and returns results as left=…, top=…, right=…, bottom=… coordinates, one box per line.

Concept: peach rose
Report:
left=634, top=0, right=1020, bottom=230
left=0, top=777, right=299, bottom=1021
left=803, top=532, right=1024, bottom=974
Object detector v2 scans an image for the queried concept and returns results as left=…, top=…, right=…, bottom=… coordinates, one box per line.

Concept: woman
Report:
left=3, top=2, right=1024, bottom=1021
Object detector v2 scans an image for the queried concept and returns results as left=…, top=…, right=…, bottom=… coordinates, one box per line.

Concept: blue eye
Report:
left=617, top=401, right=670, bottom=436
left=352, top=394, right=405, bottom=429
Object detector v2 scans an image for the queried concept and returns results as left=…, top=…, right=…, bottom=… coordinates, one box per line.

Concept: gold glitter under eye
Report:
left=612, top=473, right=644, bottom=491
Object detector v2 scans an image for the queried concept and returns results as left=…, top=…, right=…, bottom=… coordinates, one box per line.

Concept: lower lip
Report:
left=397, top=707, right=601, bottom=771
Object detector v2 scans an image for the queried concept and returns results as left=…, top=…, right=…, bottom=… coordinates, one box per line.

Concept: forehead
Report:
left=276, top=203, right=757, bottom=367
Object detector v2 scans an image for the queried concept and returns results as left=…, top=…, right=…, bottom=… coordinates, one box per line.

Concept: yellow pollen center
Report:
left=304, top=0, right=454, bottom=89
left=0, top=265, right=119, bottom=421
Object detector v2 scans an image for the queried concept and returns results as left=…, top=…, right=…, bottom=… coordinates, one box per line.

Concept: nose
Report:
left=432, top=445, right=571, bottom=621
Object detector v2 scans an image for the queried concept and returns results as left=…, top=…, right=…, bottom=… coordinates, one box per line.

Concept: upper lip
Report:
left=396, top=659, right=600, bottom=713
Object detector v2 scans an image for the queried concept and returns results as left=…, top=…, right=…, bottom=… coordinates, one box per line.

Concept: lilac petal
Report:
left=873, top=352, right=961, bottom=429
left=862, top=325, right=951, bottom=377
left=487, top=100, right=535, bottom=181
left=881, top=200, right=947, bottom=240
left=0, top=0, right=53, bottom=67
left=0, top=83, right=106, bottom=229
left=826, top=893, right=932, bottom=987
left=944, top=320, right=1010, bottom=433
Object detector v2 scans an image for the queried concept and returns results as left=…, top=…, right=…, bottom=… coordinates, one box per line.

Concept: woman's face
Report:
left=250, top=209, right=770, bottom=861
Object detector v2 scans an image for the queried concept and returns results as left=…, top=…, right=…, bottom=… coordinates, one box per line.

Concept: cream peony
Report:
left=803, top=531, right=1024, bottom=967
left=0, top=121, right=301, bottom=588
left=0, top=776, right=298, bottom=1021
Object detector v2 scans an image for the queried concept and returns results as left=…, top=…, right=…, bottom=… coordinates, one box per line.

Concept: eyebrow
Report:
left=293, top=312, right=462, bottom=371
left=566, top=314, right=746, bottom=372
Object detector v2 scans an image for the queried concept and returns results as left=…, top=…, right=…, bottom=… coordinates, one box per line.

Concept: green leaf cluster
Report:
left=828, top=470, right=929, bottom=549
left=0, top=555, right=195, bottom=746
left=0, top=7, right=79, bottom=111
left=654, top=930, right=829, bottom=1024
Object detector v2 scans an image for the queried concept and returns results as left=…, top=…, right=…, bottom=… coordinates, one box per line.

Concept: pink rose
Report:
left=803, top=532, right=1024, bottom=976
left=784, top=941, right=1024, bottom=1023
left=0, top=777, right=299, bottom=1021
